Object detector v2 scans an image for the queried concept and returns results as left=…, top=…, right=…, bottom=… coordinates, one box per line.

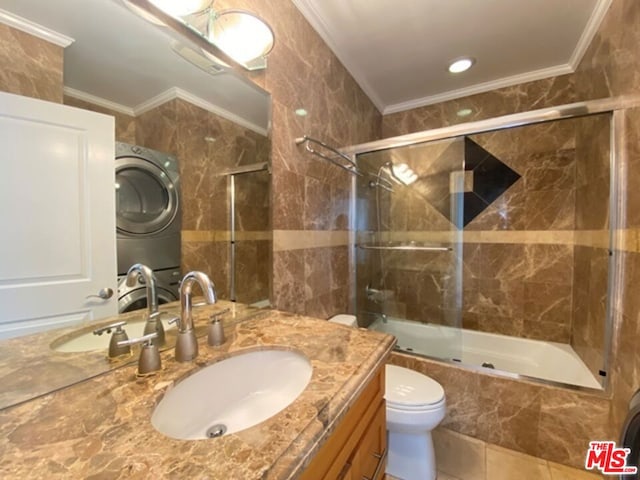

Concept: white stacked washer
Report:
left=115, top=142, right=181, bottom=312
left=328, top=314, right=447, bottom=480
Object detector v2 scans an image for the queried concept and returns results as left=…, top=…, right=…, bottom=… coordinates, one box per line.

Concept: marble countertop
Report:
left=0, top=300, right=260, bottom=410
left=0, top=308, right=395, bottom=479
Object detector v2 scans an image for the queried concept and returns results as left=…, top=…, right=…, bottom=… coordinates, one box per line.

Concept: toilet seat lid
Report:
left=385, top=364, right=445, bottom=407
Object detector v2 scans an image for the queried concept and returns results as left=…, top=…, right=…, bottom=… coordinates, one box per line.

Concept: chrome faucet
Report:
left=125, top=263, right=166, bottom=347
left=174, top=271, right=217, bottom=362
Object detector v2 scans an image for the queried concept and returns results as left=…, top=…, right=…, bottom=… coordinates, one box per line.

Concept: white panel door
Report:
left=0, top=91, right=117, bottom=339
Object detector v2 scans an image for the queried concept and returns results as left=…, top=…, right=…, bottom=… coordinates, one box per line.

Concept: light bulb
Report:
left=209, top=11, right=274, bottom=63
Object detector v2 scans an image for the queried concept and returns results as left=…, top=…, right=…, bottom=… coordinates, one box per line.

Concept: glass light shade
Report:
left=149, top=0, right=211, bottom=17
left=208, top=10, right=274, bottom=64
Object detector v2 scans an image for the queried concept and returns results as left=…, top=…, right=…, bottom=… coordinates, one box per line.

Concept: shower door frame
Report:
left=346, top=94, right=640, bottom=394
left=221, top=161, right=270, bottom=302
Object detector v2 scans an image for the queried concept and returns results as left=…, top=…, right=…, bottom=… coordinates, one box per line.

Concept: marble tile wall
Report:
left=381, top=75, right=578, bottom=138
left=390, top=351, right=612, bottom=468
left=0, top=24, right=63, bottom=103
left=609, top=107, right=640, bottom=434
left=212, top=0, right=382, bottom=318
left=357, top=118, right=601, bottom=343
left=233, top=171, right=271, bottom=304
left=63, top=95, right=136, bottom=144
left=134, top=98, right=271, bottom=300
left=572, top=0, right=640, bottom=437
left=375, top=0, right=640, bottom=465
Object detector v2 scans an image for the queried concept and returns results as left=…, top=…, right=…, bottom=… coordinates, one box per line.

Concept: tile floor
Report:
left=385, top=428, right=604, bottom=480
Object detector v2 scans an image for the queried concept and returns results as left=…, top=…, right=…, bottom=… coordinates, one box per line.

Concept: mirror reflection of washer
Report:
left=620, top=388, right=640, bottom=479
left=115, top=142, right=181, bottom=312
left=117, top=269, right=180, bottom=314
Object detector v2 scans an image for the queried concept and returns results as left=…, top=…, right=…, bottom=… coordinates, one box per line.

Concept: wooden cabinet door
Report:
left=355, top=402, right=387, bottom=480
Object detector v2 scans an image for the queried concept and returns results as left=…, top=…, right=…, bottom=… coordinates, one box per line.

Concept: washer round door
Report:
left=118, top=286, right=178, bottom=314
left=115, top=157, right=179, bottom=235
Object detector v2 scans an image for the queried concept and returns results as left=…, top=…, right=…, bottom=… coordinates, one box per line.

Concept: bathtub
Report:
left=369, top=317, right=602, bottom=390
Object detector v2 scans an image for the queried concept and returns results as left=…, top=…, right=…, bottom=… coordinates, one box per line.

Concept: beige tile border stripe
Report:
left=184, top=229, right=640, bottom=253
left=273, top=230, right=350, bottom=251
left=357, top=230, right=609, bottom=247
left=182, top=230, right=272, bottom=242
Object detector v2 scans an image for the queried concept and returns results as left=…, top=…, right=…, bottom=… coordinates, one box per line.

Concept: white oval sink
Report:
left=51, top=317, right=176, bottom=353
left=151, top=349, right=312, bottom=440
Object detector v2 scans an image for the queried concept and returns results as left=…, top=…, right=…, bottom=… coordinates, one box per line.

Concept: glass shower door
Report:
left=229, top=165, right=271, bottom=306
left=355, top=137, right=465, bottom=361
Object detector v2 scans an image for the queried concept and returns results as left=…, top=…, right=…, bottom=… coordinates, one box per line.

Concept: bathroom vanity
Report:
left=0, top=306, right=395, bottom=479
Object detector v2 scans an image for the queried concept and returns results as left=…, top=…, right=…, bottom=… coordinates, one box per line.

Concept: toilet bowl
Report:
left=328, top=315, right=447, bottom=480
left=385, top=364, right=446, bottom=480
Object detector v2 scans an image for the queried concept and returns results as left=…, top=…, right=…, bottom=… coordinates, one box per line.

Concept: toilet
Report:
left=328, top=315, right=446, bottom=480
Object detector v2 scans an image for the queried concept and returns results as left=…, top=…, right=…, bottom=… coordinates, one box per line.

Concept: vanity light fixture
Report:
left=448, top=57, right=475, bottom=73
left=207, top=10, right=274, bottom=65
left=122, top=0, right=274, bottom=71
left=149, top=0, right=212, bottom=17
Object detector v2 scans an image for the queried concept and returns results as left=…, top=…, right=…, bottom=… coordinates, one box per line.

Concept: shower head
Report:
left=367, top=167, right=395, bottom=192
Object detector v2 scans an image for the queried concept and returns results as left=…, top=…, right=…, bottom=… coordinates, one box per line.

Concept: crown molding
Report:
left=64, top=87, right=135, bottom=116
left=290, top=0, right=385, bottom=114
left=568, top=0, right=612, bottom=69
left=63, top=87, right=267, bottom=136
left=134, top=87, right=268, bottom=136
left=0, top=8, right=74, bottom=47
left=292, top=0, right=612, bottom=117
left=383, top=63, right=575, bottom=115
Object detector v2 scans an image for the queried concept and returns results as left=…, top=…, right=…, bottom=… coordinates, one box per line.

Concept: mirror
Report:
left=0, top=0, right=271, bottom=409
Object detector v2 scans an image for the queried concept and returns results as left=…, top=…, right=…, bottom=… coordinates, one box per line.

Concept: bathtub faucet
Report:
left=361, top=310, right=388, bottom=324
left=365, top=284, right=393, bottom=304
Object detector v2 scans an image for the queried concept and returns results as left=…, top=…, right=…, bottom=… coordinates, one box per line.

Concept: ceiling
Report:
left=0, top=0, right=270, bottom=134
left=292, top=0, right=611, bottom=114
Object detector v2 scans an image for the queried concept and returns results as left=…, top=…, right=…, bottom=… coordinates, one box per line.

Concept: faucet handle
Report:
left=118, top=333, right=161, bottom=375
left=207, top=313, right=228, bottom=347
left=117, top=332, right=158, bottom=348
left=93, top=321, right=127, bottom=336
left=210, top=307, right=230, bottom=321
left=149, top=311, right=179, bottom=323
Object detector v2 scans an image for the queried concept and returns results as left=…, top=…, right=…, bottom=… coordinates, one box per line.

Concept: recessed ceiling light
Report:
left=295, top=108, right=308, bottom=117
left=448, top=57, right=475, bottom=74
left=457, top=108, right=473, bottom=117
